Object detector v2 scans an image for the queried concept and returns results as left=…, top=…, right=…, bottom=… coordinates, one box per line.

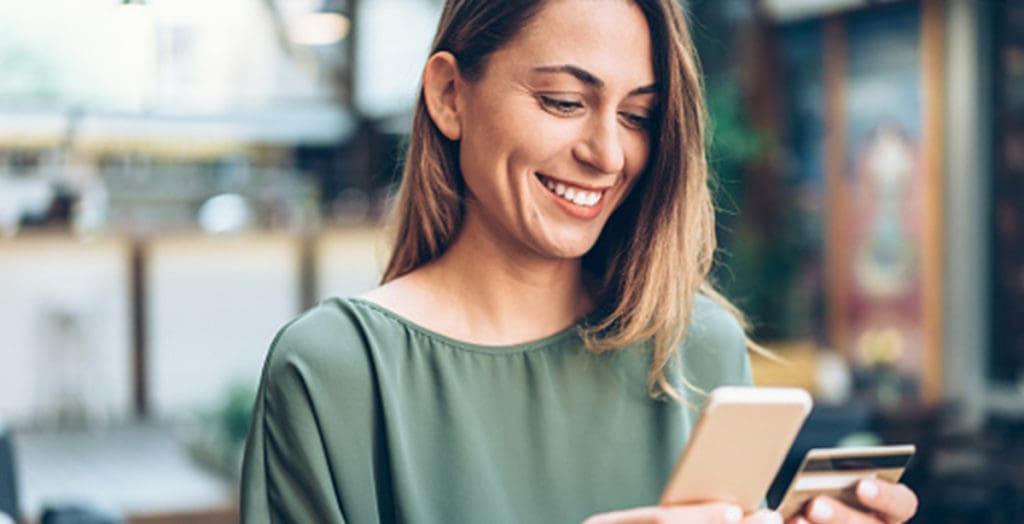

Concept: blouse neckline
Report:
left=343, top=297, right=592, bottom=355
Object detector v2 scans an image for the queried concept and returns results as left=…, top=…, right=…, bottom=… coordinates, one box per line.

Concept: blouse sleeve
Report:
left=240, top=323, right=347, bottom=524
left=683, top=294, right=755, bottom=392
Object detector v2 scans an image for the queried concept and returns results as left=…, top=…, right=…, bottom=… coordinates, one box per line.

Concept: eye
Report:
left=619, top=111, right=652, bottom=131
left=538, top=94, right=585, bottom=116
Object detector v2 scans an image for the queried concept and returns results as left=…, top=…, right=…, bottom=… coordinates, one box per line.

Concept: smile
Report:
left=535, top=174, right=605, bottom=208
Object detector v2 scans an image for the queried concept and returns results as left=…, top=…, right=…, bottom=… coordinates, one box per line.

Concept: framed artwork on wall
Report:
left=823, top=0, right=944, bottom=405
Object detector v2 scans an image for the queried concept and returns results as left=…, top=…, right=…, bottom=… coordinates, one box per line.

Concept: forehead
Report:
left=491, top=0, right=655, bottom=88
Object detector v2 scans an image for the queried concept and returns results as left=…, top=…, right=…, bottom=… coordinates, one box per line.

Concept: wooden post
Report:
left=920, top=0, right=946, bottom=404
left=823, top=17, right=849, bottom=358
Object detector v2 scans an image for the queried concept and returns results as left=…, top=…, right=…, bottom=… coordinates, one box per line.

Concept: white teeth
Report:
left=540, top=176, right=603, bottom=207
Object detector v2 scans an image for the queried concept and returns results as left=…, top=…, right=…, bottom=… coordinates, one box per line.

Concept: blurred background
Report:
left=0, top=0, right=1020, bottom=522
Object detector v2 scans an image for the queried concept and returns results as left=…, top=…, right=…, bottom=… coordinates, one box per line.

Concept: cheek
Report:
left=624, top=134, right=652, bottom=180
left=462, top=101, right=546, bottom=166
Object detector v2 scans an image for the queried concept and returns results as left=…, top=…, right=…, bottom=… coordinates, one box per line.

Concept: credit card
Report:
left=776, top=444, right=916, bottom=518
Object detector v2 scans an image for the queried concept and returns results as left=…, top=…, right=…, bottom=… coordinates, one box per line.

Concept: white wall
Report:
left=145, top=234, right=301, bottom=418
left=0, top=236, right=133, bottom=425
left=0, top=229, right=388, bottom=425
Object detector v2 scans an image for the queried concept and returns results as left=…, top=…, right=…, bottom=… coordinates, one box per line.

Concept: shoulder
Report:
left=679, top=294, right=752, bottom=390
left=685, top=294, right=747, bottom=353
left=260, top=298, right=377, bottom=401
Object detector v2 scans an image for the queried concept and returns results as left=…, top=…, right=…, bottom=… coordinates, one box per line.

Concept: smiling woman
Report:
left=239, top=1, right=919, bottom=523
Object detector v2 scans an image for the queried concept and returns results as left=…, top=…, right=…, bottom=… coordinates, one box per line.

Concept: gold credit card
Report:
left=776, top=444, right=916, bottom=518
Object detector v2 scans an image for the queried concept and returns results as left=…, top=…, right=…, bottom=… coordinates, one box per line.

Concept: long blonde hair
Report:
left=382, top=0, right=762, bottom=400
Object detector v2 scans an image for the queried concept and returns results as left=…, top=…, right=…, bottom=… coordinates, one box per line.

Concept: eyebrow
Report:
left=531, top=64, right=657, bottom=96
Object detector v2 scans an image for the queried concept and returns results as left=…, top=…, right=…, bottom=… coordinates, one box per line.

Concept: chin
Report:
left=533, top=232, right=601, bottom=260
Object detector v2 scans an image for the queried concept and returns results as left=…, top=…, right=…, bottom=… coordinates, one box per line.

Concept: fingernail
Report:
left=758, top=510, right=783, bottom=524
left=809, top=498, right=834, bottom=521
left=724, top=506, right=743, bottom=524
left=858, top=479, right=879, bottom=499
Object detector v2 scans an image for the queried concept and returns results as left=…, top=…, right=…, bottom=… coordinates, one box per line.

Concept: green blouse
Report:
left=241, top=295, right=752, bottom=523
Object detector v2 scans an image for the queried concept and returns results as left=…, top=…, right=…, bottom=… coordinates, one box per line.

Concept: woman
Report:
left=241, top=1, right=919, bottom=523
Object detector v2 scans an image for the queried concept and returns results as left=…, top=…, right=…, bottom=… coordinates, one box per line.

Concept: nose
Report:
left=573, top=113, right=625, bottom=175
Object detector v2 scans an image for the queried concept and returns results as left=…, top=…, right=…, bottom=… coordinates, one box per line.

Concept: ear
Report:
left=422, top=51, right=464, bottom=141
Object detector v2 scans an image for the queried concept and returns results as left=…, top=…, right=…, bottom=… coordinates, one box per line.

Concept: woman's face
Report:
left=455, top=0, right=655, bottom=260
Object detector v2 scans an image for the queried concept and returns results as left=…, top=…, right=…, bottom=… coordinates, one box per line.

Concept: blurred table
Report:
left=15, top=423, right=235, bottom=524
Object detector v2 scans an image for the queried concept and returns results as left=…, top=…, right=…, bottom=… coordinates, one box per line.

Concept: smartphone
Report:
left=659, top=386, right=813, bottom=512
left=775, top=444, right=916, bottom=519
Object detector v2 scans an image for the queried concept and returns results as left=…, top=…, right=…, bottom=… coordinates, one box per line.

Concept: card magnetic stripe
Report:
left=802, top=453, right=913, bottom=472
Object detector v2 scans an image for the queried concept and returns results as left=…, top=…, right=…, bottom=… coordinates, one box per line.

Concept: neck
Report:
left=420, top=211, right=595, bottom=345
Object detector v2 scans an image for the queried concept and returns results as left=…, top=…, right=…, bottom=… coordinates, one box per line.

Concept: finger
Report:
left=786, top=517, right=812, bottom=524
left=656, top=503, right=745, bottom=524
left=803, top=496, right=882, bottom=524
left=740, top=509, right=784, bottom=524
left=854, top=479, right=918, bottom=523
left=586, top=503, right=744, bottom=524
